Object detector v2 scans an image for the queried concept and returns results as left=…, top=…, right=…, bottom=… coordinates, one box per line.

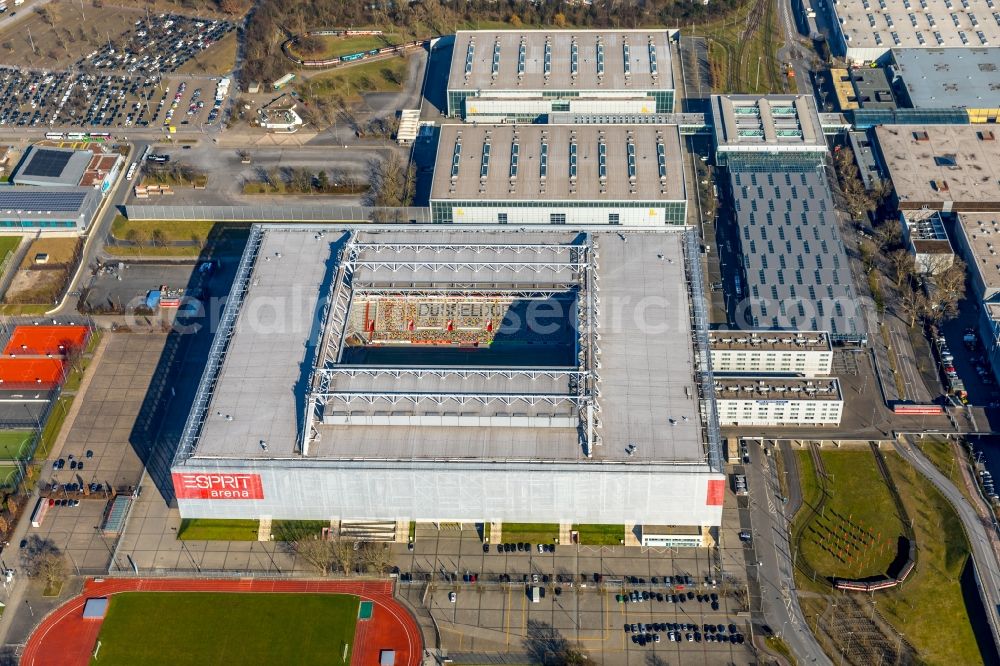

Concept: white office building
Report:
left=709, top=331, right=833, bottom=375
left=715, top=378, right=844, bottom=427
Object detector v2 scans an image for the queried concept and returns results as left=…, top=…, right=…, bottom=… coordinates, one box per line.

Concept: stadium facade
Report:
left=171, top=225, right=725, bottom=535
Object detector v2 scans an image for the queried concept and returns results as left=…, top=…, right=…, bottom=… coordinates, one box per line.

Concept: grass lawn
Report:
left=292, top=33, right=402, bottom=61
left=111, top=216, right=217, bottom=243
left=794, top=449, right=905, bottom=580
left=104, top=245, right=206, bottom=258
left=300, top=55, right=409, bottom=102
left=0, top=430, right=35, bottom=460
left=0, top=304, right=51, bottom=315
left=271, top=520, right=329, bottom=541
left=573, top=524, right=624, bottom=545
left=36, top=396, right=71, bottom=459
left=91, top=592, right=358, bottom=666
left=917, top=438, right=975, bottom=504
left=0, top=236, right=20, bottom=266
left=177, top=519, right=260, bottom=541
left=0, top=464, right=19, bottom=488
left=876, top=454, right=982, bottom=665
left=177, top=31, right=238, bottom=75
left=501, top=523, right=559, bottom=543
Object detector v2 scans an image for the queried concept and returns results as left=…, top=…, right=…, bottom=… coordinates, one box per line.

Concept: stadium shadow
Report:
left=128, top=225, right=250, bottom=505
left=291, top=234, right=349, bottom=444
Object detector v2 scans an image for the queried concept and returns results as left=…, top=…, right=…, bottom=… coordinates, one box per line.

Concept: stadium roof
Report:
left=730, top=168, right=867, bottom=341
left=892, top=47, right=1000, bottom=109
left=430, top=123, right=685, bottom=202
left=12, top=146, right=92, bottom=187
left=873, top=124, right=1000, bottom=209
left=181, top=226, right=716, bottom=467
left=710, top=95, right=826, bottom=152
left=448, top=29, right=674, bottom=92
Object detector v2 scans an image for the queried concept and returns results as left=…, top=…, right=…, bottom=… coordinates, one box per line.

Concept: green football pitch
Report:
left=90, top=592, right=359, bottom=665
left=0, top=430, right=35, bottom=460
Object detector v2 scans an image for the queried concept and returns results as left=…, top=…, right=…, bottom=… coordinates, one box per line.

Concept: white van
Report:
left=530, top=586, right=541, bottom=603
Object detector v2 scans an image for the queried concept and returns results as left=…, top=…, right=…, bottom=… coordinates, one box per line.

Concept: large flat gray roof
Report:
left=430, top=123, right=685, bottom=202
left=448, top=29, right=674, bottom=93
left=710, top=95, right=826, bottom=152
left=730, top=168, right=867, bottom=340
left=833, top=0, right=1000, bottom=53
left=874, top=124, right=1000, bottom=209
left=892, top=48, right=1000, bottom=109
left=186, top=227, right=709, bottom=466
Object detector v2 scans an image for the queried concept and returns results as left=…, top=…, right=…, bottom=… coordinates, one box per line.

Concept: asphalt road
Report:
left=745, top=441, right=832, bottom=664
left=894, top=437, right=1000, bottom=655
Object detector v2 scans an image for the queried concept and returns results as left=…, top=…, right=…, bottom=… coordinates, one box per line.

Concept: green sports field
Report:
left=91, top=592, right=359, bottom=665
left=0, top=430, right=35, bottom=460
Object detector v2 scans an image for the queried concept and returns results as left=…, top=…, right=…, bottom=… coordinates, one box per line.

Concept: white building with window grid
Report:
left=715, top=378, right=843, bottom=427
left=429, top=123, right=687, bottom=226
left=709, top=331, right=833, bottom=375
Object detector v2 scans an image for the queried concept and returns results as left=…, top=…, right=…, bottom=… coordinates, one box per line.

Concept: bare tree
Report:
left=21, top=537, right=67, bottom=589
left=293, top=538, right=335, bottom=576
left=358, top=542, right=392, bottom=574
left=332, top=539, right=356, bottom=575
left=926, top=260, right=967, bottom=323
left=889, top=249, right=916, bottom=289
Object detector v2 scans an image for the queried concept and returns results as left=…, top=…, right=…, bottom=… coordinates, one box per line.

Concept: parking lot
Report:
left=394, top=481, right=754, bottom=664
left=26, top=333, right=167, bottom=574
left=82, top=262, right=207, bottom=315
left=0, top=13, right=232, bottom=130
left=78, top=14, right=233, bottom=76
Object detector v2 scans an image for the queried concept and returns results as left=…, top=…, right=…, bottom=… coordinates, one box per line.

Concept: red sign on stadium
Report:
left=172, top=473, right=264, bottom=500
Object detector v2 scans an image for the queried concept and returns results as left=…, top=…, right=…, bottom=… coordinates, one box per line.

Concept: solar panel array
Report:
left=596, top=39, right=605, bottom=76
left=464, top=42, right=475, bottom=76
left=544, top=41, right=552, bottom=77
left=22, top=149, right=73, bottom=178
left=540, top=142, right=549, bottom=179
left=649, top=42, right=658, bottom=76
left=623, top=40, right=631, bottom=76
left=657, top=142, right=668, bottom=180
left=518, top=39, right=526, bottom=76
left=491, top=40, right=501, bottom=77
left=627, top=140, right=637, bottom=181
left=571, top=41, right=579, bottom=76
left=569, top=139, right=578, bottom=180
left=0, top=190, right=87, bottom=211
left=451, top=138, right=462, bottom=179
left=510, top=140, right=520, bottom=179
left=481, top=139, right=491, bottom=180
left=598, top=140, right=608, bottom=181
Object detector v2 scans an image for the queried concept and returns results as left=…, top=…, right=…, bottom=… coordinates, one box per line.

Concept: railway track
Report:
left=729, top=0, right=770, bottom=91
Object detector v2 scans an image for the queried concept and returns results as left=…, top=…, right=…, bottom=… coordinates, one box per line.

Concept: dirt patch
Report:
left=176, top=31, right=237, bottom=76
left=5, top=268, right=67, bottom=305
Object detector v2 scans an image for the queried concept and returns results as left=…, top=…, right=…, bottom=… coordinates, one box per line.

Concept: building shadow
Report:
left=127, top=225, right=250, bottom=505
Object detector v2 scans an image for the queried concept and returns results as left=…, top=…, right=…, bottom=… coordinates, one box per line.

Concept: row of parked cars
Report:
left=484, top=542, right=557, bottom=554
left=626, top=621, right=746, bottom=647
left=617, top=590, right=722, bottom=610
left=78, top=15, right=233, bottom=75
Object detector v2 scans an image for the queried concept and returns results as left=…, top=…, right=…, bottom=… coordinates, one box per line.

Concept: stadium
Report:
left=172, top=225, right=724, bottom=539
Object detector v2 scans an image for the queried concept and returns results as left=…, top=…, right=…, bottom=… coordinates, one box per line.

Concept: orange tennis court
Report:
left=3, top=325, right=90, bottom=356
left=0, top=358, right=65, bottom=389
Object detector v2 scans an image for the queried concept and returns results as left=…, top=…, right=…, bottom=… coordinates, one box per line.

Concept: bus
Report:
left=45, top=132, right=65, bottom=141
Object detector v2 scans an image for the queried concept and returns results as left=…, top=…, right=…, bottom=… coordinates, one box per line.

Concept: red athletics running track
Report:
left=22, top=578, right=422, bottom=666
